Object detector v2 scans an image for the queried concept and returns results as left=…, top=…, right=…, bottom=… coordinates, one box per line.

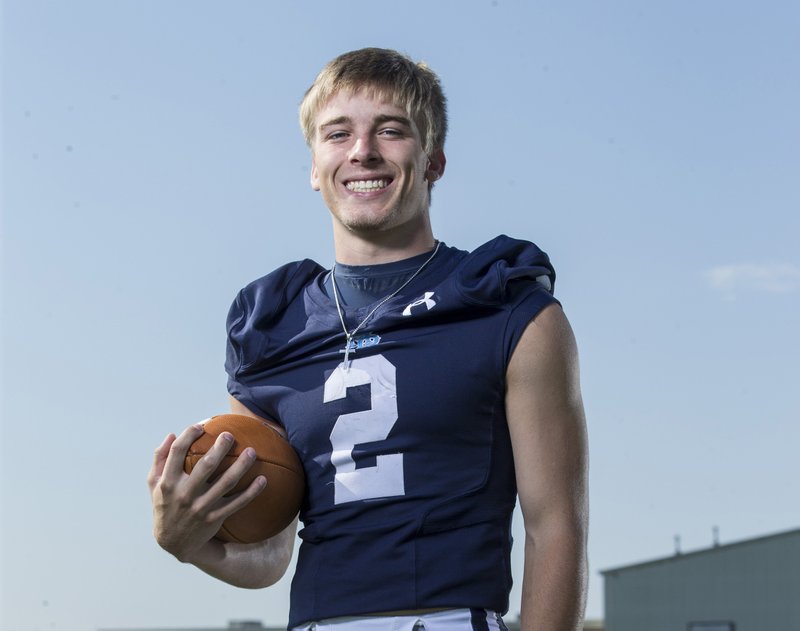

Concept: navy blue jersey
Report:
left=225, top=235, right=557, bottom=628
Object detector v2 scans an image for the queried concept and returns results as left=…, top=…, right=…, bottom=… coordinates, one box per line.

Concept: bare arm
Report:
left=506, top=304, right=589, bottom=630
left=146, top=397, right=297, bottom=588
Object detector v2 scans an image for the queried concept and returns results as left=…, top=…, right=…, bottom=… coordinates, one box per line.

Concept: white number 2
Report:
left=323, top=354, right=404, bottom=505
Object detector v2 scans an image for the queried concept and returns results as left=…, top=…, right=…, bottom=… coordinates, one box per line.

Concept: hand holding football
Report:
left=184, top=414, right=305, bottom=543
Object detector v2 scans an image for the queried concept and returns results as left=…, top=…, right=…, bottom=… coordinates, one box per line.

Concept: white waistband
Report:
left=293, top=608, right=506, bottom=631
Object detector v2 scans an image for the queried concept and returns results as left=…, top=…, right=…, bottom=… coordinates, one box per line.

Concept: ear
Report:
left=426, top=149, right=446, bottom=182
left=310, top=156, right=320, bottom=191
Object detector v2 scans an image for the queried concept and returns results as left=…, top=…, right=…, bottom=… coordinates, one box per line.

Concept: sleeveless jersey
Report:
left=225, top=235, right=558, bottom=629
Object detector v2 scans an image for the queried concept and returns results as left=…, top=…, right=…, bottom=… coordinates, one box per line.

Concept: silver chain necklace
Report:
left=331, top=241, right=441, bottom=369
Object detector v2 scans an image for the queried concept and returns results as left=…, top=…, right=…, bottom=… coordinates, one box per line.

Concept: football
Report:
left=184, top=413, right=305, bottom=543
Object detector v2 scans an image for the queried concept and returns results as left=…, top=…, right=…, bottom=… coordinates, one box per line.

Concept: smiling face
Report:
left=310, top=90, right=445, bottom=245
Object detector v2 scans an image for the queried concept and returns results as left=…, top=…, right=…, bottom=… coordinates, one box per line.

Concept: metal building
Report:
left=601, top=527, right=800, bottom=631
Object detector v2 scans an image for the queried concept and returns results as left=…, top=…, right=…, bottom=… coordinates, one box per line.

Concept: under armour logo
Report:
left=402, top=292, right=436, bottom=316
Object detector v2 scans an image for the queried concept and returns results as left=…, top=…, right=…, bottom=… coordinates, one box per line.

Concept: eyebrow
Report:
left=318, top=114, right=413, bottom=130
left=374, top=114, right=412, bottom=127
left=318, top=116, right=350, bottom=130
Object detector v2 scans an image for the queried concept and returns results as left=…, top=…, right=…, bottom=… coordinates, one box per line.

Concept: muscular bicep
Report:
left=506, top=304, right=588, bottom=533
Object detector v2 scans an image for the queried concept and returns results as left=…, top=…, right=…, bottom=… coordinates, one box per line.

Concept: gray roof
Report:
left=600, top=526, right=800, bottom=575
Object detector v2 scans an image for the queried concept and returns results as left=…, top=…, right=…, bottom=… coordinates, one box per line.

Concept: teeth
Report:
left=346, top=179, right=388, bottom=192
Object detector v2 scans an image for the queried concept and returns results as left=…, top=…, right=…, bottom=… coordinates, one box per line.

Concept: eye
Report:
left=378, top=128, right=404, bottom=138
left=326, top=130, right=349, bottom=141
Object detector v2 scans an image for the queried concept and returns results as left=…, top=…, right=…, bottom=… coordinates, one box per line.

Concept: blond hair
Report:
left=299, top=48, right=448, bottom=157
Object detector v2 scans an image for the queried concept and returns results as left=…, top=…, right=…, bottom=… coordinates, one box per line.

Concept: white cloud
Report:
left=705, top=263, right=800, bottom=298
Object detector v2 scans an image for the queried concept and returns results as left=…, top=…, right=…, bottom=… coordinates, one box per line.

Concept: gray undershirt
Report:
left=323, top=249, right=437, bottom=309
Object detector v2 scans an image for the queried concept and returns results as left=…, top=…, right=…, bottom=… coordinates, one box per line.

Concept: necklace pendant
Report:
left=330, top=241, right=441, bottom=375
left=340, top=335, right=354, bottom=370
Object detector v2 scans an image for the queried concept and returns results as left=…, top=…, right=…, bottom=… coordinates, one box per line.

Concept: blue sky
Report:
left=2, top=1, right=799, bottom=630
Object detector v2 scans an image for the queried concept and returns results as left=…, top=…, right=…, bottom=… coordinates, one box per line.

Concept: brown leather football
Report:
left=184, top=414, right=305, bottom=543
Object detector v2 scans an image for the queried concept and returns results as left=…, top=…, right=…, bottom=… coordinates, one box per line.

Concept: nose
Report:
left=348, top=135, right=380, bottom=165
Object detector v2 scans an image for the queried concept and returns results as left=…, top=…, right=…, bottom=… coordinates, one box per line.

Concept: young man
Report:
left=148, top=48, right=588, bottom=631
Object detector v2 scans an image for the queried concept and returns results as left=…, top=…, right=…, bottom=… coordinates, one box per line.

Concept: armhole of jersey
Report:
left=230, top=391, right=286, bottom=430
left=227, top=391, right=278, bottom=426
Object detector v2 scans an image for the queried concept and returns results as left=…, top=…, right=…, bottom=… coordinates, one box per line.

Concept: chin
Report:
left=338, top=207, right=402, bottom=232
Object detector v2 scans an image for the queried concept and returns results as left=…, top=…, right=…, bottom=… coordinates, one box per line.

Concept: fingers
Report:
left=196, top=444, right=261, bottom=505
left=148, top=422, right=268, bottom=560
left=182, top=439, right=267, bottom=523
left=153, top=422, right=258, bottom=499
left=149, top=423, right=266, bottom=543
left=183, top=431, right=241, bottom=493
left=208, top=468, right=267, bottom=524
left=147, top=432, right=176, bottom=491
left=161, top=423, right=206, bottom=483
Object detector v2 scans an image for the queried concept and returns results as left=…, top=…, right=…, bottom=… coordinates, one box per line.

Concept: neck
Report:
left=332, top=220, right=436, bottom=266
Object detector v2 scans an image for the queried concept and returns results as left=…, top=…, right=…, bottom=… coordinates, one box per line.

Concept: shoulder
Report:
left=228, top=259, right=326, bottom=337
left=225, top=259, right=325, bottom=376
left=231, top=259, right=325, bottom=320
left=454, top=234, right=556, bottom=306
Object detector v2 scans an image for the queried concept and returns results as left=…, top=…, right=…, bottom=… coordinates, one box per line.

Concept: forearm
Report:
left=518, top=521, right=587, bottom=631
left=185, top=518, right=297, bottom=589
